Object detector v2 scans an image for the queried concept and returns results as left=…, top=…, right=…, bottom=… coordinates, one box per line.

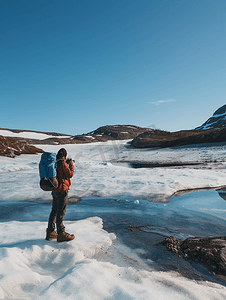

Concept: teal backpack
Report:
left=39, top=152, right=58, bottom=191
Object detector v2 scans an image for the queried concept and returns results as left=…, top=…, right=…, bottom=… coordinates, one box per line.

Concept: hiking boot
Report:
left=46, top=231, right=58, bottom=241
left=57, top=232, right=75, bottom=243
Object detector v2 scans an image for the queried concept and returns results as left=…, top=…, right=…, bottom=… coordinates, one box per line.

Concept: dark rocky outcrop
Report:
left=130, top=127, right=226, bottom=148
left=159, top=236, right=226, bottom=275
left=0, top=135, right=44, bottom=157
left=196, top=104, right=226, bottom=130
left=23, top=137, right=75, bottom=145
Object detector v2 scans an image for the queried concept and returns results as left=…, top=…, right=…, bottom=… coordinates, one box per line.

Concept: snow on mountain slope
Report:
left=0, top=128, right=71, bottom=140
left=196, top=104, right=226, bottom=130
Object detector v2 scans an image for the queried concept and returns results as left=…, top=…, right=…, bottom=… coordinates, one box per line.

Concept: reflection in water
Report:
left=217, top=187, right=226, bottom=201
left=112, top=161, right=203, bottom=169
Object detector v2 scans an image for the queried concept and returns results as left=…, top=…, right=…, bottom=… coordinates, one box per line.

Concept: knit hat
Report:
left=56, top=148, right=67, bottom=160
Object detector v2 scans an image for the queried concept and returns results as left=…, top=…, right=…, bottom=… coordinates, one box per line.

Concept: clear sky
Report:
left=1, top=0, right=226, bottom=135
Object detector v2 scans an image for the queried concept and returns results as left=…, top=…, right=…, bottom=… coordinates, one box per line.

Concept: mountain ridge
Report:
left=196, top=104, right=226, bottom=130
left=1, top=104, right=226, bottom=155
left=0, top=125, right=149, bottom=156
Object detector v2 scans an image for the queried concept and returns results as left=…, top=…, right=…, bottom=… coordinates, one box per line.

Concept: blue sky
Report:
left=1, top=0, right=226, bottom=135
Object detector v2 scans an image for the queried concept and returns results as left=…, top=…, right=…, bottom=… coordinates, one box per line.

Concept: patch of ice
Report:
left=126, top=126, right=137, bottom=129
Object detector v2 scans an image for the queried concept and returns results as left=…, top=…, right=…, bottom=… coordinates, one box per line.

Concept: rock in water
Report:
left=159, top=236, right=226, bottom=275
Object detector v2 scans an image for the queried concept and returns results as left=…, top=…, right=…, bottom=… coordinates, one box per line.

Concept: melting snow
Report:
left=1, top=140, right=226, bottom=299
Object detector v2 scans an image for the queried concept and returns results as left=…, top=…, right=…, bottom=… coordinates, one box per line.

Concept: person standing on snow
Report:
left=45, top=148, right=75, bottom=242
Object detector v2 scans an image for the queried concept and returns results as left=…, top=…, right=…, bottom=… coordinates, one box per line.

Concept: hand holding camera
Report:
left=66, top=158, right=75, bottom=169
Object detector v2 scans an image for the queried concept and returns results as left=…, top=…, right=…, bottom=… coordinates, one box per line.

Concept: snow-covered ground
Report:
left=1, top=139, right=226, bottom=299
left=0, top=129, right=71, bottom=140
left=1, top=140, right=226, bottom=202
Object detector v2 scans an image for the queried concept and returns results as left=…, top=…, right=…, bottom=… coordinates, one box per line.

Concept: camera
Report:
left=66, top=158, right=75, bottom=166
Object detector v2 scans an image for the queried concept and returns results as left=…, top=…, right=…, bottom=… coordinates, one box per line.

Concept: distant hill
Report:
left=71, top=125, right=150, bottom=143
left=196, top=104, right=226, bottom=130
left=1, top=125, right=149, bottom=145
left=0, top=125, right=150, bottom=156
left=130, top=104, right=226, bottom=148
left=130, top=127, right=226, bottom=148
left=2, top=104, right=226, bottom=153
left=0, top=128, right=71, bottom=137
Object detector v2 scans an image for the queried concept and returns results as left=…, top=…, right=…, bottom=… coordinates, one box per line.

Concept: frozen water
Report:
left=1, top=193, right=226, bottom=299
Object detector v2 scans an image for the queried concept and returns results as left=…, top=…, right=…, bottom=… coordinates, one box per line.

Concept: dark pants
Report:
left=47, top=190, right=68, bottom=234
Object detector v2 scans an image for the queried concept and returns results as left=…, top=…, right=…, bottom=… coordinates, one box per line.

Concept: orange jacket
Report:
left=54, top=158, right=74, bottom=192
